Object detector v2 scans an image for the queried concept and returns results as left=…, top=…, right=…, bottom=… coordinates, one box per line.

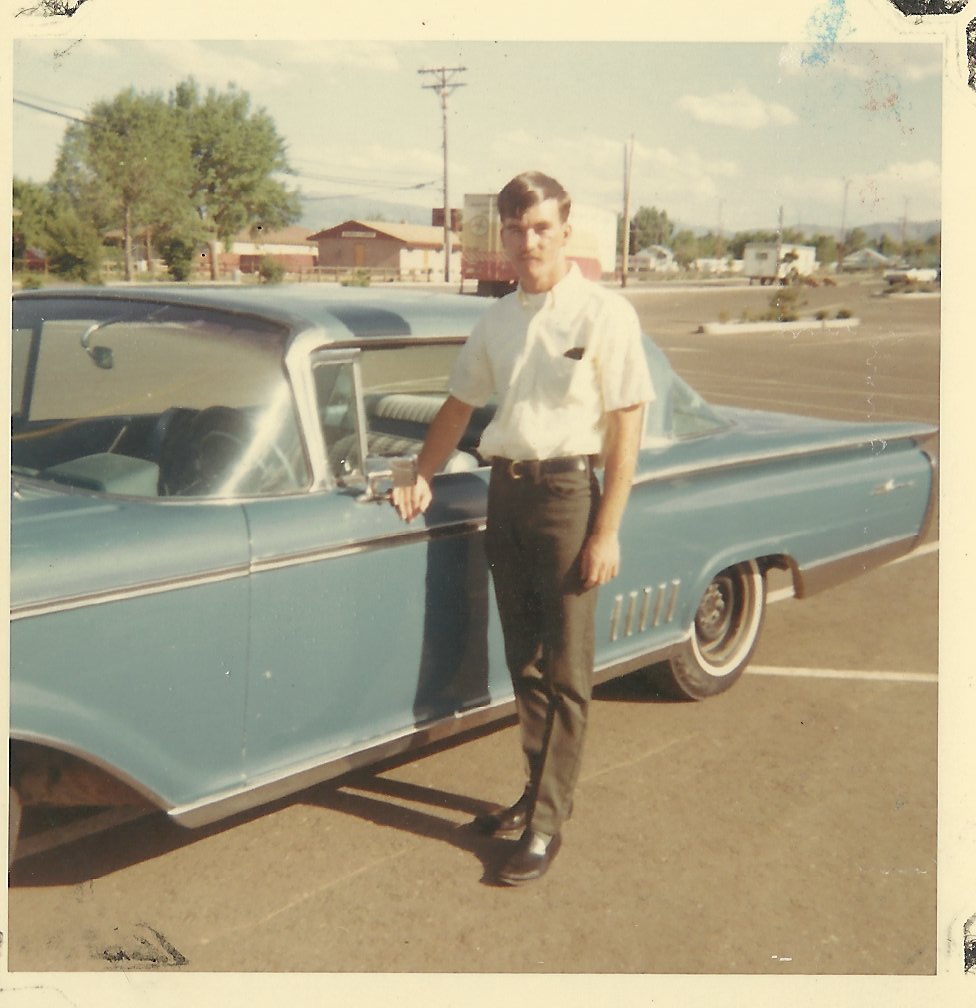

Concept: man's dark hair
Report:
left=497, top=171, right=572, bottom=224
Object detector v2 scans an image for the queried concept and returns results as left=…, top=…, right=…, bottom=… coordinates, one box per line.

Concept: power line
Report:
left=13, top=95, right=88, bottom=124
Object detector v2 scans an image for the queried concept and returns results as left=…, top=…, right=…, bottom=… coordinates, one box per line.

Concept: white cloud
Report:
left=472, top=131, right=740, bottom=217
left=677, top=88, right=797, bottom=130
left=771, top=159, right=941, bottom=227
left=778, top=42, right=941, bottom=84
left=129, top=40, right=403, bottom=96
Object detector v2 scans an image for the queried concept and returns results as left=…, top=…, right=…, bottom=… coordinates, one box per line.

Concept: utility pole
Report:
left=776, top=204, right=783, bottom=281
left=716, top=198, right=724, bottom=261
left=621, top=135, right=634, bottom=287
left=419, top=65, right=466, bottom=283
left=839, top=177, right=851, bottom=272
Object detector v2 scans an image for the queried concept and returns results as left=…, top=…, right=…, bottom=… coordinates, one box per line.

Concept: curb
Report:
left=698, top=317, right=861, bottom=336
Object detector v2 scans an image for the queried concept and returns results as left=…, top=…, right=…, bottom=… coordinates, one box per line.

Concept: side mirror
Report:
left=359, top=454, right=418, bottom=503
left=80, top=320, right=116, bottom=369
left=86, top=345, right=115, bottom=370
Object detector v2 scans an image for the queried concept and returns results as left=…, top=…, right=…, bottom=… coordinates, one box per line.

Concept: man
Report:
left=394, top=171, right=653, bottom=885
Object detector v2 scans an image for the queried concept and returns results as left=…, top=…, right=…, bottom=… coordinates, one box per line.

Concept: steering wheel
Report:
left=160, top=405, right=300, bottom=497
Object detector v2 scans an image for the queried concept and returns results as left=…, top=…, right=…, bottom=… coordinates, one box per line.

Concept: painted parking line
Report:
left=756, top=540, right=938, bottom=685
left=747, top=666, right=937, bottom=684
left=15, top=542, right=939, bottom=863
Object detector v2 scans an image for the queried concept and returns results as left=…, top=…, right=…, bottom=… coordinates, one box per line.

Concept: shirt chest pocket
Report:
left=535, top=350, right=594, bottom=408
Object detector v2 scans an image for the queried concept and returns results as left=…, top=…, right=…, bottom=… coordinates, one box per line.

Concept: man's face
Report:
left=500, top=197, right=571, bottom=294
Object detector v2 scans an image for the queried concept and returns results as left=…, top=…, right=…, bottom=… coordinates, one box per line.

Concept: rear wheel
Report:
left=654, top=560, right=766, bottom=700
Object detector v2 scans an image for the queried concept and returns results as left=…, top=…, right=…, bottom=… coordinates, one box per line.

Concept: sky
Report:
left=12, top=37, right=943, bottom=236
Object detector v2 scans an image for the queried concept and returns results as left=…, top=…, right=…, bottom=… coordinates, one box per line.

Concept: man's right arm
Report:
left=392, top=394, right=474, bottom=522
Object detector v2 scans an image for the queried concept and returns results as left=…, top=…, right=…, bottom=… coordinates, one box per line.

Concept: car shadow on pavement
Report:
left=304, top=773, right=523, bottom=886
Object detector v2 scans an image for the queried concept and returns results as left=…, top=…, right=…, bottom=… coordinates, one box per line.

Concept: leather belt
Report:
left=493, top=455, right=592, bottom=481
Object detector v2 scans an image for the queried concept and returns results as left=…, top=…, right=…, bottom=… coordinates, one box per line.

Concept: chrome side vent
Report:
left=609, top=594, right=623, bottom=641
left=609, top=581, right=681, bottom=641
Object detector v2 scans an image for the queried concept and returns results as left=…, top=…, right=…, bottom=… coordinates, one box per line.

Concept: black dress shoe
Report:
left=498, top=830, right=562, bottom=886
left=474, top=791, right=530, bottom=836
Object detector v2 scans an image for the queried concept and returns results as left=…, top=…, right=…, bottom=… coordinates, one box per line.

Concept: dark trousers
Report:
left=485, top=461, right=600, bottom=836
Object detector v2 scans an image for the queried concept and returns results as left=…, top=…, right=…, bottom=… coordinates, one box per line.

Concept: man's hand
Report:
left=389, top=395, right=473, bottom=523
left=581, top=530, right=620, bottom=589
left=392, top=474, right=432, bottom=523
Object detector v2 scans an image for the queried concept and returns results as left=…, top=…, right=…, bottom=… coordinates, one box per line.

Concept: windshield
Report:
left=12, top=297, right=309, bottom=498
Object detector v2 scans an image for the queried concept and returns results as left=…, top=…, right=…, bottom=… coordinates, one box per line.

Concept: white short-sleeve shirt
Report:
left=450, top=263, right=655, bottom=462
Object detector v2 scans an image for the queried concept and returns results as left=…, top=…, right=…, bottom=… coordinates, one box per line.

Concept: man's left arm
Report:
left=580, top=403, right=644, bottom=590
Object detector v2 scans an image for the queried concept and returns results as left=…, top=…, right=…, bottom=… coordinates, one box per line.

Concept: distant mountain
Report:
left=793, top=220, right=940, bottom=242
left=298, top=196, right=941, bottom=245
left=298, top=195, right=434, bottom=232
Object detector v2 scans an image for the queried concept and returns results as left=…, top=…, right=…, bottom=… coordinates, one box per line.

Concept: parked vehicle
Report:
left=743, top=242, right=818, bottom=285
left=461, top=193, right=617, bottom=296
left=9, top=285, right=937, bottom=860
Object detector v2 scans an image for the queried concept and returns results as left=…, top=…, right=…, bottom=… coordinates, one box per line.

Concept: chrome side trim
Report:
left=632, top=427, right=937, bottom=488
left=914, top=450, right=939, bottom=548
left=793, top=534, right=920, bottom=597
left=10, top=564, right=250, bottom=622
left=168, top=635, right=692, bottom=830
left=250, top=517, right=487, bottom=575
left=11, top=518, right=488, bottom=620
left=169, top=700, right=519, bottom=828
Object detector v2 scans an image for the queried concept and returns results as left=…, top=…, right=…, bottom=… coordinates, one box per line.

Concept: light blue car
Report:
left=9, top=285, right=937, bottom=860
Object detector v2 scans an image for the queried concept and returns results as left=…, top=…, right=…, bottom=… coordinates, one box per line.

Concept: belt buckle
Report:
left=508, top=459, right=523, bottom=480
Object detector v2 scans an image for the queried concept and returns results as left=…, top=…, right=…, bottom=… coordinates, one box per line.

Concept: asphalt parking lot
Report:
left=6, top=278, right=940, bottom=982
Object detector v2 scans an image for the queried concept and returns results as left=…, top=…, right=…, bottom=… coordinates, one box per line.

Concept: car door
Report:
left=241, top=348, right=508, bottom=784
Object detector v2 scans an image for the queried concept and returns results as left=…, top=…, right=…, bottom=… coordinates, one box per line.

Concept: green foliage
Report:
left=45, top=208, right=104, bottom=282
left=340, top=269, right=371, bottom=287
left=843, top=227, right=868, bottom=255
left=171, top=78, right=301, bottom=254
left=50, top=88, right=196, bottom=280
left=17, top=274, right=44, bottom=290
left=836, top=307, right=853, bottom=319
left=158, top=233, right=201, bottom=281
left=628, top=206, right=675, bottom=255
left=12, top=178, right=54, bottom=258
left=814, top=233, right=838, bottom=266
left=258, top=255, right=286, bottom=284
left=36, top=76, right=300, bottom=283
left=671, top=229, right=699, bottom=269
left=764, top=286, right=802, bottom=322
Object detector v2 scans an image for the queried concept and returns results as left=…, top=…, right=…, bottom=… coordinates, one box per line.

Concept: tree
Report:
left=12, top=178, right=54, bottom=261
left=671, top=229, right=699, bottom=269
left=845, top=227, right=868, bottom=253
left=51, top=88, right=195, bottom=280
left=171, top=78, right=301, bottom=279
left=877, top=233, right=900, bottom=259
left=813, top=233, right=838, bottom=267
left=629, top=206, right=675, bottom=254
left=726, top=229, right=779, bottom=260
left=45, top=207, right=104, bottom=282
